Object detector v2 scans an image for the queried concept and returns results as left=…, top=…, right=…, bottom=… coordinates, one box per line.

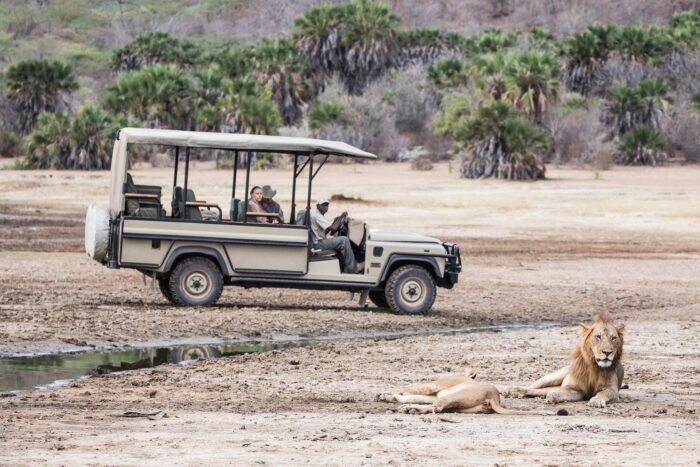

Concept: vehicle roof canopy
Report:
left=108, top=128, right=377, bottom=217
left=118, top=128, right=377, bottom=159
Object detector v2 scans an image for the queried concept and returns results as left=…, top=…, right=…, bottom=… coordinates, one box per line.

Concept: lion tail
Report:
left=486, top=398, right=555, bottom=416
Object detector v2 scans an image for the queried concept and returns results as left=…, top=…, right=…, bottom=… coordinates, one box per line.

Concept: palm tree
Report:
left=470, top=52, right=511, bottom=101
left=338, top=0, right=400, bottom=94
left=504, top=51, right=560, bottom=123
left=111, top=31, right=201, bottom=72
left=617, top=125, right=665, bottom=166
left=464, top=28, right=519, bottom=55
left=396, top=29, right=462, bottom=66
left=611, top=25, right=674, bottom=63
left=293, top=3, right=343, bottom=77
left=635, top=78, right=672, bottom=129
left=603, top=79, right=671, bottom=137
left=69, top=106, right=127, bottom=170
left=294, top=0, right=399, bottom=95
left=434, top=99, right=549, bottom=180
left=528, top=26, right=557, bottom=51
left=427, top=58, right=468, bottom=89
left=104, top=64, right=194, bottom=130
left=215, top=46, right=255, bottom=79
left=251, top=37, right=320, bottom=126
left=560, top=25, right=615, bottom=95
left=23, top=112, right=72, bottom=169
left=5, top=59, right=78, bottom=133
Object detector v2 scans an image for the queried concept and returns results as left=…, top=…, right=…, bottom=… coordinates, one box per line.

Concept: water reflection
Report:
left=0, top=342, right=314, bottom=392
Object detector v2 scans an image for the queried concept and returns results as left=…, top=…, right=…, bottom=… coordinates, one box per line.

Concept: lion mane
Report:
left=569, top=314, right=625, bottom=399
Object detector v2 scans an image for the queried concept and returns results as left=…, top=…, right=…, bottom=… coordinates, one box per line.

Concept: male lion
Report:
left=504, top=314, right=624, bottom=408
left=376, top=369, right=548, bottom=415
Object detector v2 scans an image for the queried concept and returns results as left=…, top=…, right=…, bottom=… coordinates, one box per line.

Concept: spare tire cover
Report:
left=85, top=204, right=110, bottom=262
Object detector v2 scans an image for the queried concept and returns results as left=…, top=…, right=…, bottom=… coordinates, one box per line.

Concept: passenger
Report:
left=310, top=197, right=364, bottom=274
left=246, top=186, right=268, bottom=223
left=260, top=185, right=284, bottom=223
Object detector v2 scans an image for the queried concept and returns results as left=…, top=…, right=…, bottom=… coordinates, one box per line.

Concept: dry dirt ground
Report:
left=1, top=162, right=699, bottom=465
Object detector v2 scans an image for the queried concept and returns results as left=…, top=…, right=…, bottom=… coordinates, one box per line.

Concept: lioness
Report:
left=377, top=369, right=547, bottom=415
left=504, top=314, right=624, bottom=408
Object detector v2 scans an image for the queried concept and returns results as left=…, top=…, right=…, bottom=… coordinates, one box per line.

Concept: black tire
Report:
left=368, top=290, right=389, bottom=308
left=169, top=257, right=223, bottom=307
left=158, top=276, right=177, bottom=304
left=385, top=265, right=436, bottom=315
left=167, top=345, right=221, bottom=363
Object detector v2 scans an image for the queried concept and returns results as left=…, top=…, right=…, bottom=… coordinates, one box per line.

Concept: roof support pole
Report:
left=290, top=154, right=298, bottom=224
left=305, top=154, right=314, bottom=226
left=231, top=150, right=238, bottom=199
left=172, top=146, right=179, bottom=203
left=243, top=151, right=252, bottom=224
left=182, top=147, right=190, bottom=219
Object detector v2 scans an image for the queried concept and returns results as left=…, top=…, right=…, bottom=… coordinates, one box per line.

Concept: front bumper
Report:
left=442, top=242, right=462, bottom=286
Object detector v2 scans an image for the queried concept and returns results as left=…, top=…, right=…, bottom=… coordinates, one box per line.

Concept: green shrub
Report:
left=0, top=129, right=22, bottom=157
left=307, top=101, right=344, bottom=130
left=617, top=125, right=665, bottom=166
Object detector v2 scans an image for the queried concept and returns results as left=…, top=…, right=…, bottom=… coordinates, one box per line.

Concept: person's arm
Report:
left=247, top=199, right=268, bottom=223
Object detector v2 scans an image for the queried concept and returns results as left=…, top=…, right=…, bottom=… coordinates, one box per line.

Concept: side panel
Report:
left=119, top=218, right=309, bottom=275
left=121, top=238, right=173, bottom=266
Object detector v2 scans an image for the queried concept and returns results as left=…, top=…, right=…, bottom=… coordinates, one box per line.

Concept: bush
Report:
left=23, top=112, right=72, bottom=169
left=434, top=99, right=549, bottom=180
left=616, top=125, right=666, bottom=166
left=0, top=129, right=22, bottom=158
left=307, top=101, right=345, bottom=130
left=410, top=154, right=433, bottom=171
left=23, top=107, right=126, bottom=169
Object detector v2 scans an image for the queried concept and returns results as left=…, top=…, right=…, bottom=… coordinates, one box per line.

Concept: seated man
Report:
left=309, top=197, right=364, bottom=274
left=260, top=185, right=284, bottom=223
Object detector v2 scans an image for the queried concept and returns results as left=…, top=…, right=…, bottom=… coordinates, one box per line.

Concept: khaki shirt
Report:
left=310, top=208, right=331, bottom=243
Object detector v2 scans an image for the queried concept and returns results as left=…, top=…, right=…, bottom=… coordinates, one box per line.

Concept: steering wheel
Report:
left=325, top=211, right=349, bottom=237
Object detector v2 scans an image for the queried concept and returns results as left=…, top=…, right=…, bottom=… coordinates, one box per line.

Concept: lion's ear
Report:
left=578, top=323, right=590, bottom=335
left=616, top=324, right=625, bottom=336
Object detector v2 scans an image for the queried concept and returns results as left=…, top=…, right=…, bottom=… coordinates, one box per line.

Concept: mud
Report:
left=0, top=163, right=699, bottom=464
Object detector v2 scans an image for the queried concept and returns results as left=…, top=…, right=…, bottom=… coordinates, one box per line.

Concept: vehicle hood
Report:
left=369, top=228, right=442, bottom=244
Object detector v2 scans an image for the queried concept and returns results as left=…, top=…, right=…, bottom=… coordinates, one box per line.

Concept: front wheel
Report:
left=385, top=265, right=436, bottom=315
left=169, top=257, right=223, bottom=307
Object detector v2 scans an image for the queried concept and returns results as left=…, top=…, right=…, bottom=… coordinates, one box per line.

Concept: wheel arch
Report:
left=163, top=246, right=229, bottom=275
left=378, top=255, right=441, bottom=285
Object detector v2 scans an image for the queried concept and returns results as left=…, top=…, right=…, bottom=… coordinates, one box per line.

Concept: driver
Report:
left=310, top=197, right=364, bottom=274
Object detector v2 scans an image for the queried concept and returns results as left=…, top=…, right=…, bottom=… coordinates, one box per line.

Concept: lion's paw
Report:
left=588, top=396, right=607, bottom=408
left=546, top=392, right=562, bottom=404
left=376, top=393, right=397, bottom=403
left=397, top=405, right=419, bottom=415
left=503, top=386, right=529, bottom=398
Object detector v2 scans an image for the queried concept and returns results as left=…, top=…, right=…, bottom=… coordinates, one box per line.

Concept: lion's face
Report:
left=585, top=322, right=623, bottom=369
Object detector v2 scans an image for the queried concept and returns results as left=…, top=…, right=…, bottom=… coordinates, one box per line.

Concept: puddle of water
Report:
left=0, top=321, right=564, bottom=393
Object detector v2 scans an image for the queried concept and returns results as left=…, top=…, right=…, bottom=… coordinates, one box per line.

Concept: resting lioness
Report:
left=377, top=369, right=548, bottom=415
left=503, top=314, right=624, bottom=408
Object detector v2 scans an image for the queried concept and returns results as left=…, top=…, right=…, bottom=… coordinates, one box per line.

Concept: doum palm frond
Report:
left=5, top=59, right=78, bottom=134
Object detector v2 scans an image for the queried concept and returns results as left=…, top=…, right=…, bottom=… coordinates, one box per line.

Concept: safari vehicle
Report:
left=85, top=128, right=461, bottom=315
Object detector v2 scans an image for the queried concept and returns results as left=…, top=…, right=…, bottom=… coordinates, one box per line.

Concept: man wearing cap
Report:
left=260, top=185, right=284, bottom=223
left=310, top=197, right=363, bottom=274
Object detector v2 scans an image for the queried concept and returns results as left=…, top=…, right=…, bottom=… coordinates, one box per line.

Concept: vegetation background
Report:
left=1, top=0, right=699, bottom=178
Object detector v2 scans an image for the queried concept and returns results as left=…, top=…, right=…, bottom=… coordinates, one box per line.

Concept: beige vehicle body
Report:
left=86, top=129, right=461, bottom=314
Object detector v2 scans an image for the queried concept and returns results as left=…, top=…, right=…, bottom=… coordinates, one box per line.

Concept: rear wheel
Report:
left=368, top=290, right=389, bottom=308
left=385, top=265, right=436, bottom=315
left=169, top=257, right=223, bottom=307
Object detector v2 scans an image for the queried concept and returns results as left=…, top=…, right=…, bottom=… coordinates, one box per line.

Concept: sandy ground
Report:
left=1, top=162, right=700, bottom=464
